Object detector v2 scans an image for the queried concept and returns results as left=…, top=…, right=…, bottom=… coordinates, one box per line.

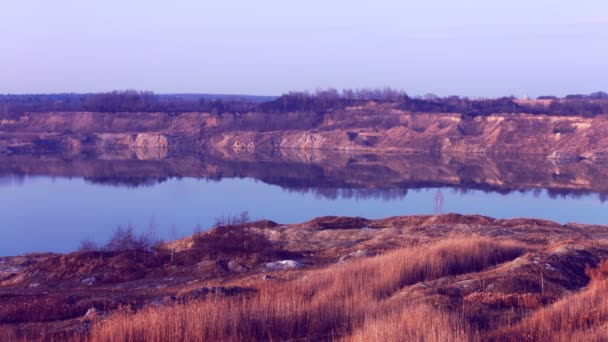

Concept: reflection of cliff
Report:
left=1, top=150, right=608, bottom=200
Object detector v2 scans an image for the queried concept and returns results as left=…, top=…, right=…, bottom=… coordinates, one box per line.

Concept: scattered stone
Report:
left=264, top=260, right=303, bottom=271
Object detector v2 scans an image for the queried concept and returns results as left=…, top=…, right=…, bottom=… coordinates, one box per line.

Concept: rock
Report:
left=309, top=216, right=371, bottom=230
left=81, top=276, right=97, bottom=286
left=579, top=151, right=608, bottom=160
left=83, top=307, right=99, bottom=319
left=546, top=151, right=577, bottom=160
left=0, top=265, right=26, bottom=278
left=264, top=260, right=303, bottom=271
left=29, top=269, right=42, bottom=277
left=227, top=260, right=248, bottom=273
left=133, top=134, right=168, bottom=149
left=464, top=292, right=545, bottom=309
left=150, top=296, right=176, bottom=307
left=177, top=286, right=255, bottom=300
left=339, top=250, right=376, bottom=262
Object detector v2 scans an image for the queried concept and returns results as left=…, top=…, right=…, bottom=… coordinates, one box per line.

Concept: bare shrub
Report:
left=213, top=210, right=251, bottom=227
left=78, top=239, right=99, bottom=252
left=76, top=223, right=163, bottom=253
left=104, top=224, right=161, bottom=252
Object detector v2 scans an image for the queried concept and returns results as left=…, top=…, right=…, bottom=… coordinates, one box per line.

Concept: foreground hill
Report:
left=2, top=214, right=608, bottom=340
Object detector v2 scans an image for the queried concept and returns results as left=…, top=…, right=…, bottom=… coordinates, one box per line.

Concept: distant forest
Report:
left=1, top=89, right=608, bottom=118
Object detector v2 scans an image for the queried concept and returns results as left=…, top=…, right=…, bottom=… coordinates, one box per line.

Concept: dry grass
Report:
left=88, top=237, right=524, bottom=342
left=0, top=325, right=18, bottom=341
left=332, top=237, right=525, bottom=300
left=494, top=260, right=608, bottom=341
left=0, top=294, right=117, bottom=324
left=346, top=304, right=477, bottom=342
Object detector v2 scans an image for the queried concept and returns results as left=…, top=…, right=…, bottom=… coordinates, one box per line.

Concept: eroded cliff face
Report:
left=0, top=112, right=208, bottom=157
left=211, top=112, right=608, bottom=159
left=1, top=105, right=608, bottom=159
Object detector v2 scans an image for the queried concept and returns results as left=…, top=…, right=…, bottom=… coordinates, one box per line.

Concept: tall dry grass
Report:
left=0, top=325, right=21, bottom=342
left=346, top=304, right=477, bottom=342
left=495, top=260, right=608, bottom=341
left=88, top=238, right=523, bottom=342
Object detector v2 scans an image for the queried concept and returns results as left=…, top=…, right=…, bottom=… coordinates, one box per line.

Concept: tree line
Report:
left=1, top=89, right=608, bottom=119
left=0, top=91, right=259, bottom=118
left=259, top=89, right=608, bottom=117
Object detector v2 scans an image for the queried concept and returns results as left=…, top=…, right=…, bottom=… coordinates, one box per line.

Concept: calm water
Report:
left=1, top=152, right=608, bottom=256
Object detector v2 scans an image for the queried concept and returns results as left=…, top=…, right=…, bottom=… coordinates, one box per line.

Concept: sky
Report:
left=0, top=1, right=606, bottom=97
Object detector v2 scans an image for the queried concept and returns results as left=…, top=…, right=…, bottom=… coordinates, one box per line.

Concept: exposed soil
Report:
left=3, top=104, right=608, bottom=159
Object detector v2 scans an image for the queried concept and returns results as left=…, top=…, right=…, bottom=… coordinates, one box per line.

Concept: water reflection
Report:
left=1, top=150, right=608, bottom=200
left=1, top=150, right=608, bottom=256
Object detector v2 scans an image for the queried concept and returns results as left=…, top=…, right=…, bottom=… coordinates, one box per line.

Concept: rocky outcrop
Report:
left=133, top=133, right=168, bottom=149
left=264, top=260, right=303, bottom=271
left=2, top=106, right=608, bottom=158
left=209, top=113, right=608, bottom=159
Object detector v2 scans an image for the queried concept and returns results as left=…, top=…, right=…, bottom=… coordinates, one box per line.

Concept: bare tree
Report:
left=78, top=239, right=99, bottom=252
left=213, top=210, right=252, bottom=227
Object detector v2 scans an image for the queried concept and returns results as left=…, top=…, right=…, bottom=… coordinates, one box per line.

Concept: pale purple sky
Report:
left=1, top=1, right=606, bottom=97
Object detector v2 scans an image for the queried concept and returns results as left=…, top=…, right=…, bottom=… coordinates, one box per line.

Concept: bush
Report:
left=78, top=224, right=162, bottom=253
left=104, top=224, right=162, bottom=252
left=213, top=210, right=251, bottom=227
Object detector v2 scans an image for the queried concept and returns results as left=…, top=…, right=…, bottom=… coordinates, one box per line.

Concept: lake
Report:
left=1, top=151, right=607, bottom=256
